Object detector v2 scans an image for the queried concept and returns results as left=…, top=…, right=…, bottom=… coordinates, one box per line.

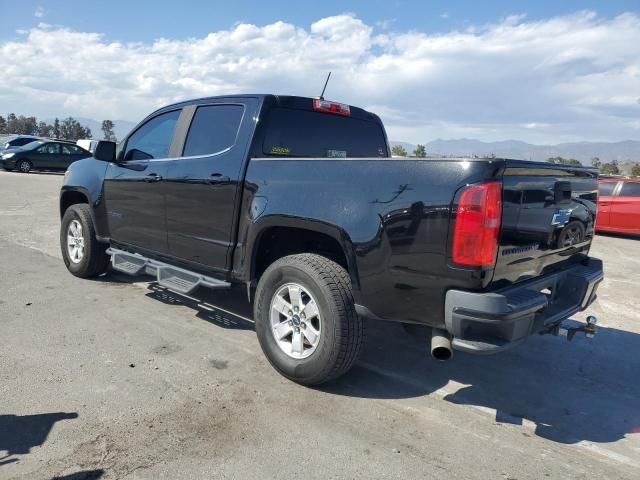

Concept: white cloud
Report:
left=1, top=11, right=639, bottom=144
left=34, top=6, right=44, bottom=18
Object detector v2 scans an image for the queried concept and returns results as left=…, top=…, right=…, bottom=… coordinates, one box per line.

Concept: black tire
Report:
left=17, top=159, right=32, bottom=173
left=557, top=220, right=585, bottom=248
left=60, top=204, right=110, bottom=278
left=254, top=254, right=363, bottom=385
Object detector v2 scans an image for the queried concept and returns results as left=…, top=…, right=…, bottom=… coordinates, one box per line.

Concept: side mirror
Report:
left=93, top=141, right=117, bottom=163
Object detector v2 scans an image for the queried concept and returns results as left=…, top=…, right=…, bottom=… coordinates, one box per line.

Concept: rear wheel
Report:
left=60, top=204, right=110, bottom=278
left=17, top=159, right=32, bottom=173
left=254, top=254, right=362, bottom=385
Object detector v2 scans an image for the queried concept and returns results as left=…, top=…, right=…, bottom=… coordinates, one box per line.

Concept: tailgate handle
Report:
left=554, top=181, right=572, bottom=205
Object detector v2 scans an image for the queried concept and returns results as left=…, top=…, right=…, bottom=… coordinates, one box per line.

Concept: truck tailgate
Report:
left=493, top=161, right=599, bottom=287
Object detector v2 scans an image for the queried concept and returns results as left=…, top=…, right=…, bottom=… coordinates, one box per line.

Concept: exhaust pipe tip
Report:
left=430, top=328, right=453, bottom=362
left=431, top=345, right=453, bottom=361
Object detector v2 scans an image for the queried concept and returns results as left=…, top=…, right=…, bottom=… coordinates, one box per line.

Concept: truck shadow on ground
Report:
left=94, top=271, right=255, bottom=331
left=327, top=319, right=640, bottom=446
left=145, top=283, right=255, bottom=331
left=52, top=470, right=105, bottom=480
left=0, top=412, right=78, bottom=467
left=101, top=273, right=640, bottom=447
left=4, top=170, right=64, bottom=176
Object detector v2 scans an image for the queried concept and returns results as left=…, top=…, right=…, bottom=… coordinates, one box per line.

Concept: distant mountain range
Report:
left=390, top=139, right=640, bottom=165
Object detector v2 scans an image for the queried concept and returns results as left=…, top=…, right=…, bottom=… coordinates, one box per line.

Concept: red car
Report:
left=597, top=178, right=640, bottom=235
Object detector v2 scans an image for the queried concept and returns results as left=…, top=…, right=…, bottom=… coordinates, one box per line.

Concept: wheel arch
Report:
left=248, top=217, right=360, bottom=297
left=60, top=187, right=90, bottom=219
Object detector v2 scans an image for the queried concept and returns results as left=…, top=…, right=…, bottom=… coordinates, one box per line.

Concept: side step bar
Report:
left=106, top=247, right=231, bottom=295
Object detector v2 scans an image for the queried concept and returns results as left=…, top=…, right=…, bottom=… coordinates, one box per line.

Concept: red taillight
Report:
left=452, top=182, right=502, bottom=267
left=312, top=98, right=351, bottom=116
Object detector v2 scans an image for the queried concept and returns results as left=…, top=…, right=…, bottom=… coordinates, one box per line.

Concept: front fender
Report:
left=61, top=158, right=110, bottom=238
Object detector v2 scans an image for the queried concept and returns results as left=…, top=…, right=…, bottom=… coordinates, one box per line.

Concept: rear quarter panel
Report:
left=236, top=158, right=502, bottom=326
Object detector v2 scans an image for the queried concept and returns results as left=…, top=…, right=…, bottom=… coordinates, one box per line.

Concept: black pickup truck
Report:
left=59, top=94, right=603, bottom=385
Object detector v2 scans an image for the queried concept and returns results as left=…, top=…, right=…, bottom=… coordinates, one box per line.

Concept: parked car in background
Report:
left=597, top=178, right=640, bottom=235
left=2, top=135, right=40, bottom=150
left=0, top=140, right=92, bottom=173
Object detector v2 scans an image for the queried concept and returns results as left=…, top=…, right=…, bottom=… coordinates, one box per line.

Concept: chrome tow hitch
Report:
left=551, top=315, right=598, bottom=341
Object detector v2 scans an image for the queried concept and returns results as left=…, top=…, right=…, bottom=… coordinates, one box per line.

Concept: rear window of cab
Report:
left=262, top=107, right=388, bottom=158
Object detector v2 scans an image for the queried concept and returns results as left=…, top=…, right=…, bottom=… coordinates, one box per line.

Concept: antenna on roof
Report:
left=319, top=72, right=331, bottom=100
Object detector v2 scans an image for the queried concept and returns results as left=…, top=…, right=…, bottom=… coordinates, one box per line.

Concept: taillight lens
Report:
left=452, top=182, right=502, bottom=267
left=312, top=98, right=351, bottom=116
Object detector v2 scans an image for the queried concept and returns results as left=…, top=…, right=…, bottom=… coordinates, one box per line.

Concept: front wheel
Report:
left=254, top=254, right=363, bottom=385
left=17, top=159, right=32, bottom=173
left=60, top=204, right=110, bottom=278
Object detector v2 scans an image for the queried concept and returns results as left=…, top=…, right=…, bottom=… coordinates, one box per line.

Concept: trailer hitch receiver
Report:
left=551, top=315, right=597, bottom=341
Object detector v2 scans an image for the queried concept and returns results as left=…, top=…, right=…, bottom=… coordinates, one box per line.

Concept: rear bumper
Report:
left=444, top=257, right=603, bottom=354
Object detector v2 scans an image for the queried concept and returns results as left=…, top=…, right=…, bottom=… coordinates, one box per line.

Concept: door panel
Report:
left=60, top=144, right=88, bottom=169
left=165, top=100, right=257, bottom=270
left=34, top=143, right=60, bottom=169
left=104, top=161, right=170, bottom=252
left=596, top=182, right=618, bottom=228
left=103, top=109, right=181, bottom=254
left=610, top=182, right=640, bottom=233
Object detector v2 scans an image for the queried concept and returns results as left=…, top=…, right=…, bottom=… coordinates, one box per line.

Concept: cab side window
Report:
left=124, top=110, right=181, bottom=161
left=62, top=144, right=82, bottom=155
left=182, top=105, right=244, bottom=157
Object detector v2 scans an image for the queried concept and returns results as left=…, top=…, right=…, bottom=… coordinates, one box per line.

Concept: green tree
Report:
left=547, top=156, right=581, bottom=166
left=631, top=163, right=640, bottom=177
left=413, top=144, right=427, bottom=158
left=101, top=119, right=117, bottom=141
left=600, top=160, right=620, bottom=175
left=37, top=121, right=54, bottom=138
left=53, top=118, right=60, bottom=139
left=0, top=115, right=6, bottom=134
left=6, top=114, right=37, bottom=135
left=59, top=117, right=92, bottom=141
left=591, top=157, right=601, bottom=168
left=391, top=145, right=407, bottom=156
left=6, top=113, right=17, bottom=133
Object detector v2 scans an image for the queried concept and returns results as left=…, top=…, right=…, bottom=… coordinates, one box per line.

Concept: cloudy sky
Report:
left=0, top=0, right=639, bottom=144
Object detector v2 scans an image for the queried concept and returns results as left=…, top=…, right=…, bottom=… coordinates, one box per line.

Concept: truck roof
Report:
left=157, top=94, right=381, bottom=122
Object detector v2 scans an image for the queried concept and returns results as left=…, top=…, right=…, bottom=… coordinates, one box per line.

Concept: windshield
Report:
left=262, top=107, right=388, bottom=158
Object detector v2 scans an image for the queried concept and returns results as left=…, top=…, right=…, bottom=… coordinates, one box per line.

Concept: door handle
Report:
left=144, top=173, right=163, bottom=182
left=208, top=173, right=230, bottom=184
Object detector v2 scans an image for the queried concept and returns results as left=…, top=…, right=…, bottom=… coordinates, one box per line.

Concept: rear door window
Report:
left=619, top=182, right=640, bottom=197
left=62, top=144, right=83, bottom=155
left=262, top=107, right=388, bottom=158
left=124, top=110, right=180, bottom=161
left=183, top=104, right=244, bottom=157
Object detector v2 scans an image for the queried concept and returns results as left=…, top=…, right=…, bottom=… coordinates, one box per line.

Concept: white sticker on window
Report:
left=327, top=150, right=347, bottom=158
